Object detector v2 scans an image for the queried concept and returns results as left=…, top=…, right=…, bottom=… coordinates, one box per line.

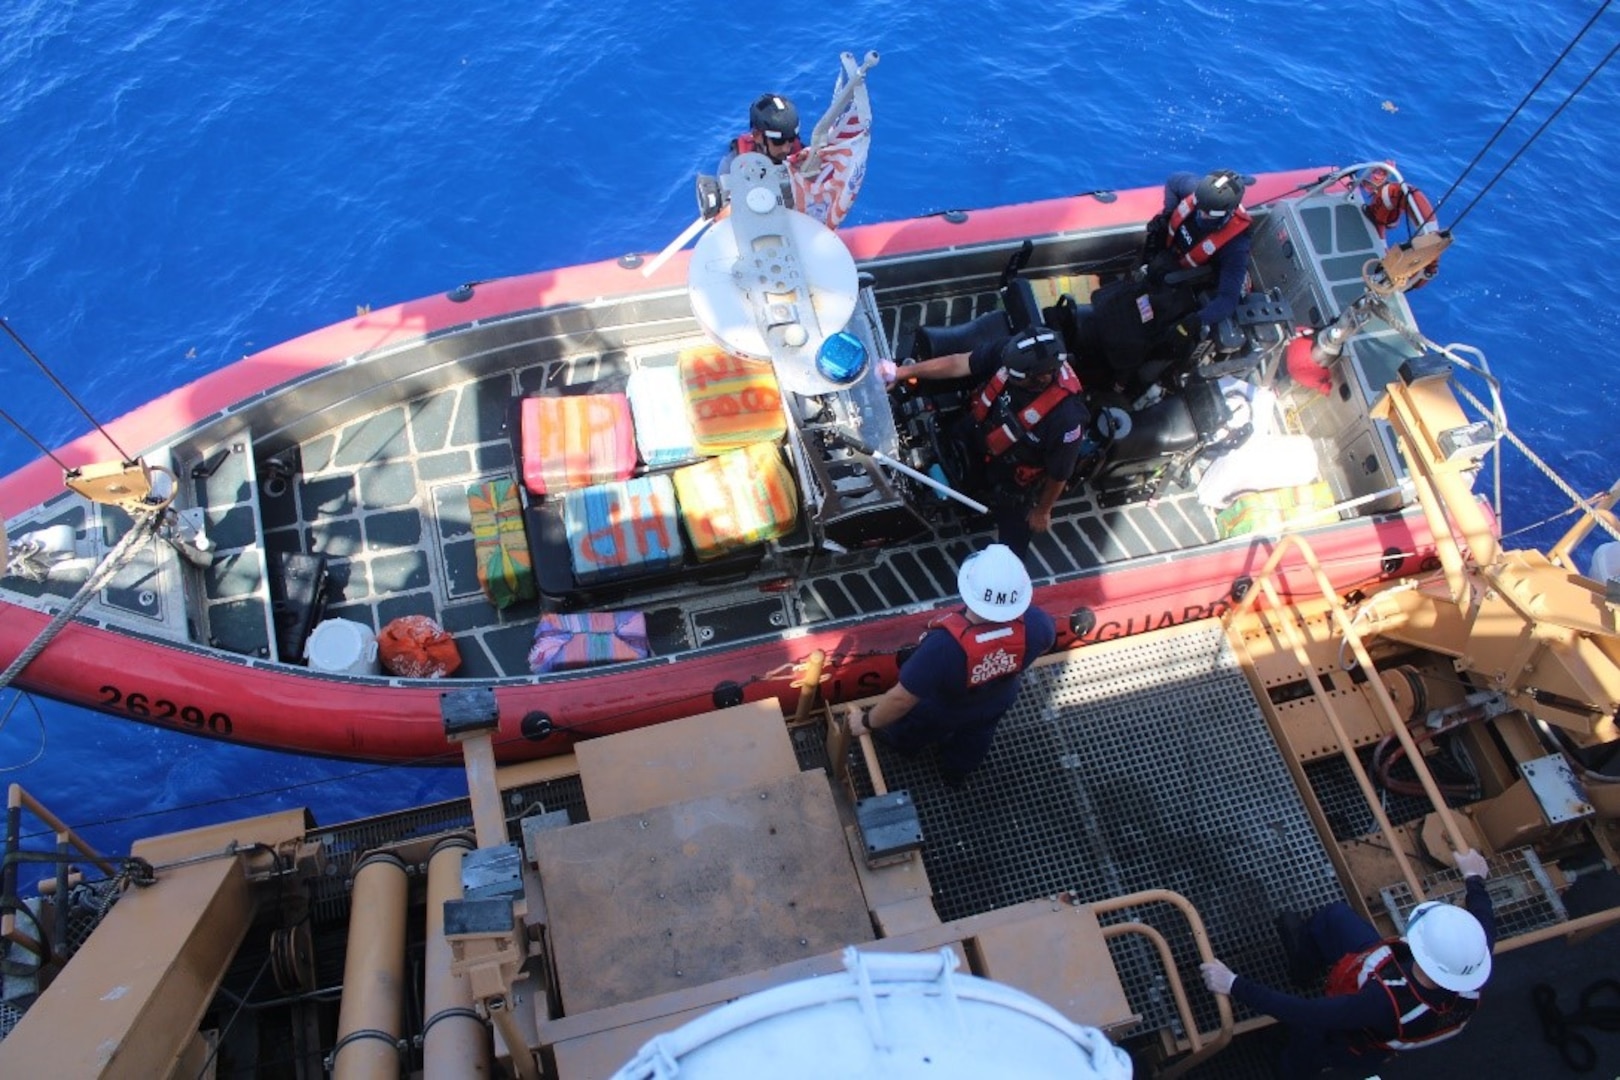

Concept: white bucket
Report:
left=306, top=618, right=380, bottom=675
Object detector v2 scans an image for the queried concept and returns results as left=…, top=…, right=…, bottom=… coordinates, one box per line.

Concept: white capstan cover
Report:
left=610, top=947, right=1134, bottom=1080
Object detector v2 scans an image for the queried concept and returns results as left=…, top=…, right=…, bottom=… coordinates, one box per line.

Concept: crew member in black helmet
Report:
left=1142, top=169, right=1254, bottom=345
left=720, top=93, right=803, bottom=171
left=893, top=328, right=1091, bottom=556
left=1050, top=169, right=1254, bottom=393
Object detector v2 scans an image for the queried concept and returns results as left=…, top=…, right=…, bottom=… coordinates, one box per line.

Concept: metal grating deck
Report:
left=1306, top=744, right=1475, bottom=842
left=848, top=620, right=1345, bottom=1041
left=1381, top=847, right=1568, bottom=939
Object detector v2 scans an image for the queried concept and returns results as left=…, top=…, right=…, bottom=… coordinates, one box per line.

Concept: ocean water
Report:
left=2, top=1, right=1618, bottom=862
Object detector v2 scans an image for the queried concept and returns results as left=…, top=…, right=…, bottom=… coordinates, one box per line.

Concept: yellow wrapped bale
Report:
left=1216, top=482, right=1339, bottom=539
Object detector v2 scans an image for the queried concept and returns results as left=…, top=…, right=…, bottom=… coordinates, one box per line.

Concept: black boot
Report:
left=1275, top=910, right=1324, bottom=989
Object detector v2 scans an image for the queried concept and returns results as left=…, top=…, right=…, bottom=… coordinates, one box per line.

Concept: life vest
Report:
left=927, top=611, right=1029, bottom=689
left=1325, top=940, right=1480, bottom=1053
left=732, top=131, right=804, bottom=160
left=1166, top=195, right=1252, bottom=269
left=968, top=361, right=1084, bottom=462
left=1358, top=167, right=1442, bottom=287
left=1359, top=167, right=1439, bottom=238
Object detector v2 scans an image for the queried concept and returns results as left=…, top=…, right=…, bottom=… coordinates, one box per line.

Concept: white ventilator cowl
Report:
left=958, top=544, right=1032, bottom=622
left=1405, top=901, right=1492, bottom=992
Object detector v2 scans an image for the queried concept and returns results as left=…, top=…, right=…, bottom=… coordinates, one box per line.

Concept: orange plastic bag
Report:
left=377, top=615, right=462, bottom=679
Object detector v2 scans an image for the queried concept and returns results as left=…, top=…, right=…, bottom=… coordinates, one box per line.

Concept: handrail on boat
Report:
left=1084, top=888, right=1235, bottom=1079
left=2, top=783, right=117, bottom=961
left=1222, top=531, right=1470, bottom=898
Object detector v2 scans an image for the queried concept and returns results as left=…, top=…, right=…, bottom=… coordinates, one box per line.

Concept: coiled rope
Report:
left=0, top=511, right=162, bottom=692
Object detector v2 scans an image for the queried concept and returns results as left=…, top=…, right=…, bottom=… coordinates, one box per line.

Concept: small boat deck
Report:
left=212, top=287, right=1228, bottom=675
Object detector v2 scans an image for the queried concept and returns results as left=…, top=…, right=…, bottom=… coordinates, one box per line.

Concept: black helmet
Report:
left=749, top=94, right=800, bottom=142
left=1194, top=170, right=1246, bottom=219
left=1000, top=328, right=1064, bottom=379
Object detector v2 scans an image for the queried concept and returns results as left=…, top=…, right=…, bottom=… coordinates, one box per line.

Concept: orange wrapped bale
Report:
left=677, top=346, right=785, bottom=454
left=672, top=442, right=799, bottom=560
left=377, top=615, right=463, bottom=679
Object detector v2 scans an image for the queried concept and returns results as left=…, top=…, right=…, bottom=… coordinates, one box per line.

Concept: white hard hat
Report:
left=1404, top=901, right=1491, bottom=992
left=958, top=544, right=1032, bottom=622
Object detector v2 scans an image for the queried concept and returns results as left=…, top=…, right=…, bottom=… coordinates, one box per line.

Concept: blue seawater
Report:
left=2, top=1, right=1618, bottom=861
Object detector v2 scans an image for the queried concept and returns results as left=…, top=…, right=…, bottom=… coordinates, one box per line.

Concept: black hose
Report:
left=1532, top=979, right=1620, bottom=1073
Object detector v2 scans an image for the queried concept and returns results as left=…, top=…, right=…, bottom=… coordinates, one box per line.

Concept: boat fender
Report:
left=713, top=681, right=745, bottom=709
left=1068, top=607, right=1097, bottom=640
left=1285, top=330, right=1334, bottom=395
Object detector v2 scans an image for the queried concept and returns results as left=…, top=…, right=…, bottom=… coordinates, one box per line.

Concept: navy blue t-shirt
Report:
left=966, top=339, right=1090, bottom=486
left=898, top=605, right=1057, bottom=725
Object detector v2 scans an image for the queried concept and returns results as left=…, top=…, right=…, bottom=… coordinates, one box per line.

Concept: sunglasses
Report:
left=765, top=134, right=796, bottom=146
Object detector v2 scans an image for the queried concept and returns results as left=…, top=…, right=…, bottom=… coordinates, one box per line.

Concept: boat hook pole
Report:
left=828, top=428, right=988, bottom=514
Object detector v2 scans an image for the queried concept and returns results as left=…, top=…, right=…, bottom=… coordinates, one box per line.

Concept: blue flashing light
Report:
left=815, top=331, right=868, bottom=384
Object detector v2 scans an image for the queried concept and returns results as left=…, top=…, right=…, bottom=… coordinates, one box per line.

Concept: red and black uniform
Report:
left=1321, top=939, right=1480, bottom=1052
left=1230, top=877, right=1495, bottom=1078
left=956, top=336, right=1090, bottom=492
left=1147, top=171, right=1254, bottom=327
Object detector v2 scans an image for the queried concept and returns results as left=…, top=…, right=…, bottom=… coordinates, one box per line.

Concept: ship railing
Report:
left=1396, top=316, right=1620, bottom=563
left=820, top=682, right=1235, bottom=1077
left=1222, top=531, right=1620, bottom=949
left=2, top=783, right=116, bottom=966
left=1083, top=888, right=1235, bottom=1079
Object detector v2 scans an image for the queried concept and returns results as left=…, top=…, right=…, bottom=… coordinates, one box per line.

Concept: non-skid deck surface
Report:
left=252, top=291, right=1222, bottom=676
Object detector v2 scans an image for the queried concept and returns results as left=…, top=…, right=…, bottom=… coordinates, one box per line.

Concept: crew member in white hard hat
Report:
left=1200, top=848, right=1496, bottom=1078
left=846, top=544, right=1055, bottom=789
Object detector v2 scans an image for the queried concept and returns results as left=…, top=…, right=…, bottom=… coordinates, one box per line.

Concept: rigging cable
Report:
left=0, top=406, right=74, bottom=472
left=0, top=317, right=131, bottom=462
left=1446, top=35, right=1620, bottom=231
left=0, top=691, right=48, bottom=772
left=0, top=512, right=162, bottom=692
left=1431, top=0, right=1612, bottom=219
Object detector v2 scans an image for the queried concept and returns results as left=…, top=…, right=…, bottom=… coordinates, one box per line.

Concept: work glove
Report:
left=1200, top=960, right=1236, bottom=996
left=1454, top=848, right=1489, bottom=880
